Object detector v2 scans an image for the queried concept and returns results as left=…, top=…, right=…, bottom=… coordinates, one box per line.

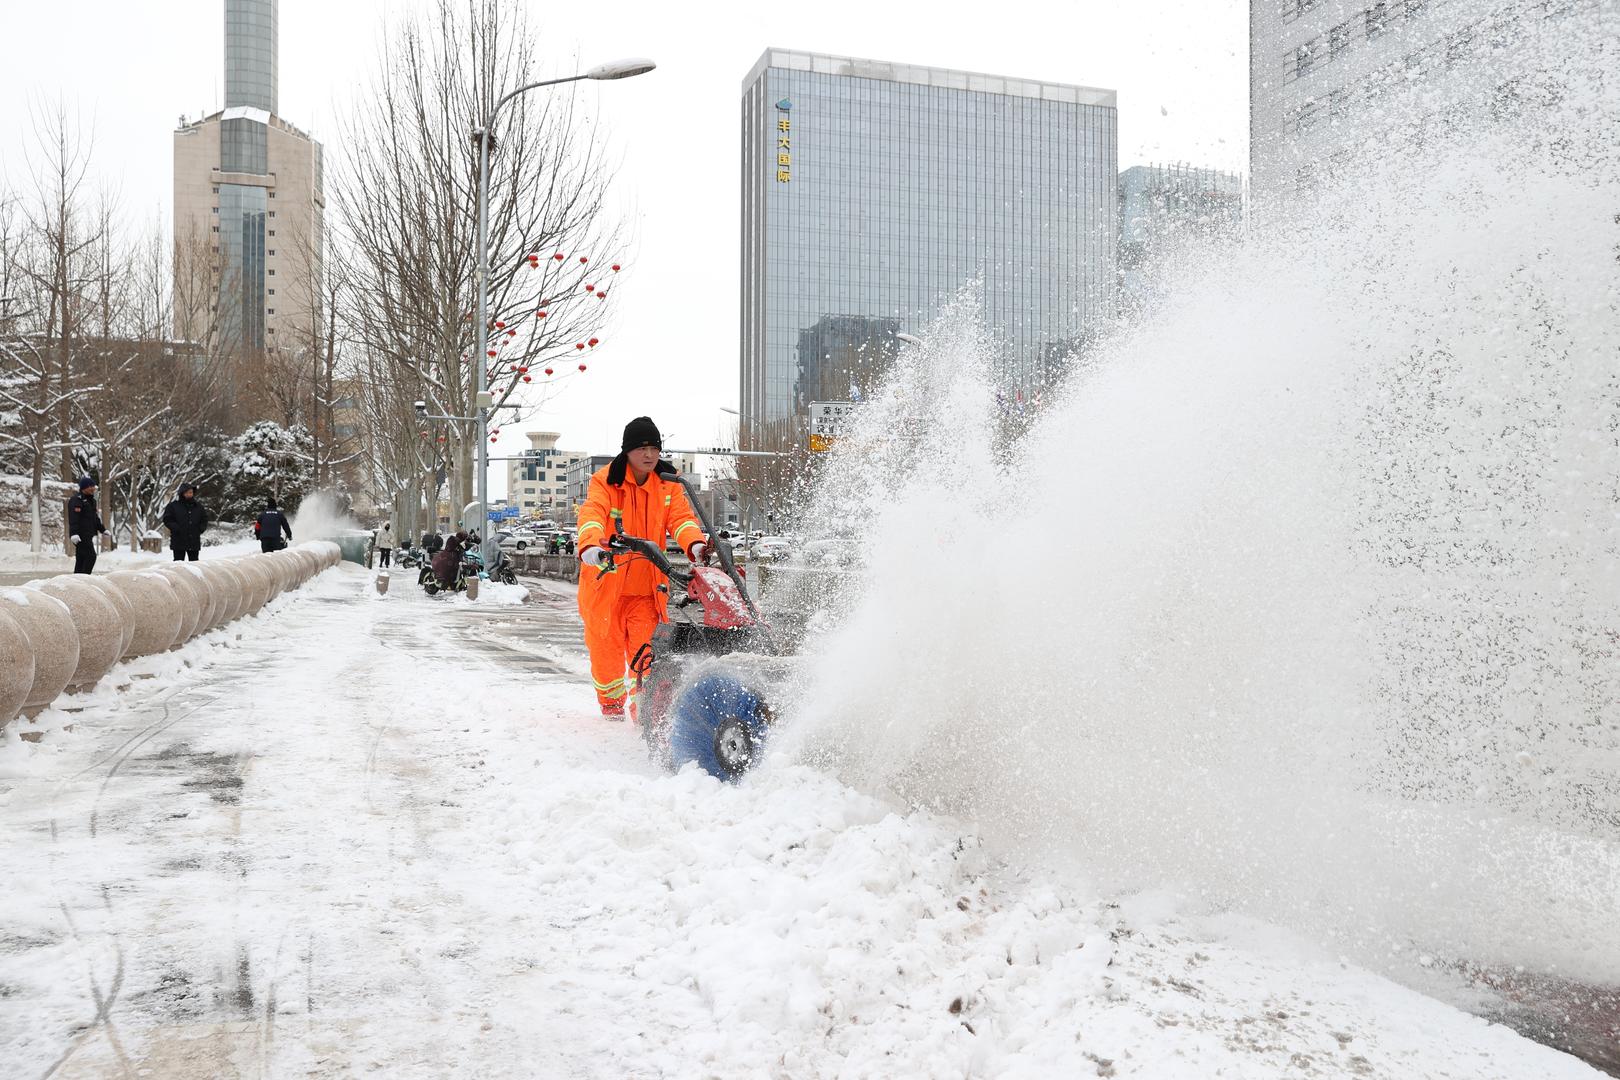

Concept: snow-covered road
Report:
left=0, top=566, right=1603, bottom=1078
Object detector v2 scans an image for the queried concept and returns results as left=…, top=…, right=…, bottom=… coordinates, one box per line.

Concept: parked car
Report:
left=748, top=535, right=795, bottom=561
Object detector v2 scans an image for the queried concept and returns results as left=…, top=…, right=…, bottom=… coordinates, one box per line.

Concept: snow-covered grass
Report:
left=0, top=569, right=1601, bottom=1077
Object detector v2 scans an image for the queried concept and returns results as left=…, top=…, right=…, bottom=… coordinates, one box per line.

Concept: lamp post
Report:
left=471, top=57, right=655, bottom=563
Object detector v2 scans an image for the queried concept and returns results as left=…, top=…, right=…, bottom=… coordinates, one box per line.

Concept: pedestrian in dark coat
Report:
left=256, top=497, right=293, bottom=553
left=67, top=477, right=108, bottom=575
left=161, top=483, right=210, bottom=561
left=432, top=530, right=468, bottom=588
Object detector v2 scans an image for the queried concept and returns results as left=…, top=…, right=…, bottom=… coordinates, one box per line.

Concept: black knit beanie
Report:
left=621, top=416, right=662, bottom=452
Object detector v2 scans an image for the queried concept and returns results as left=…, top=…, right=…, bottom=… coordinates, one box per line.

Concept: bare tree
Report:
left=335, top=0, right=625, bottom=520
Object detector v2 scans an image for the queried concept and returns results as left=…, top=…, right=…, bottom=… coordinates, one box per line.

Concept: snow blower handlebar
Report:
left=665, top=471, right=763, bottom=623
left=599, top=525, right=688, bottom=583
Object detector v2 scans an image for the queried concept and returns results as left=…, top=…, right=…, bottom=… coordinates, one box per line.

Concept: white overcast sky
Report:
left=0, top=0, right=1247, bottom=495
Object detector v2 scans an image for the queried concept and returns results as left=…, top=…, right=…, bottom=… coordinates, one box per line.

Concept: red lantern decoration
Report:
left=596, top=291, right=606, bottom=298
left=544, top=367, right=553, bottom=375
left=588, top=337, right=599, bottom=347
left=517, top=365, right=529, bottom=373
left=495, top=321, right=506, bottom=329
left=575, top=342, right=585, bottom=350
left=506, top=330, right=516, bottom=338
left=486, top=349, right=497, bottom=358
left=578, top=363, right=587, bottom=372
left=553, top=253, right=565, bottom=261
left=611, top=264, right=621, bottom=272
left=536, top=310, right=547, bottom=318
left=579, top=256, right=588, bottom=264
left=584, top=283, right=594, bottom=291
left=522, top=375, right=531, bottom=383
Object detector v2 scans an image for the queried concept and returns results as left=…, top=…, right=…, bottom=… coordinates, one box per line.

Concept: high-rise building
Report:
left=1118, top=164, right=1244, bottom=317
left=1248, top=0, right=1604, bottom=197
left=740, top=48, right=1118, bottom=440
left=507, top=431, right=586, bottom=519
left=173, top=0, right=324, bottom=354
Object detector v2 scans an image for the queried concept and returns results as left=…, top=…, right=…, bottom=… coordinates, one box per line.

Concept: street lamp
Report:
left=472, top=57, right=655, bottom=560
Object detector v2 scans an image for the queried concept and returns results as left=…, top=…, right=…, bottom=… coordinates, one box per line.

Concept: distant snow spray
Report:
left=775, top=1, right=1620, bottom=988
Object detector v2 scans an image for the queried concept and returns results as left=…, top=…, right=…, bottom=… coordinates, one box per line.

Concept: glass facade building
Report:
left=741, top=48, right=1118, bottom=432
left=225, top=0, right=277, bottom=112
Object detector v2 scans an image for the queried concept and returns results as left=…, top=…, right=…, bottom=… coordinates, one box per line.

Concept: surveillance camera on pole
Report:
left=414, top=400, right=428, bottom=417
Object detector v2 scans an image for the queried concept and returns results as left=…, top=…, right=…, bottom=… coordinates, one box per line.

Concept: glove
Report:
left=580, top=546, right=608, bottom=567
left=689, top=541, right=709, bottom=564
left=70, top=534, right=81, bottom=545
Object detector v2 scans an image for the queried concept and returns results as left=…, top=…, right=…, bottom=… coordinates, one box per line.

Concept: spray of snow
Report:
left=290, top=489, right=361, bottom=541
left=779, top=3, right=1619, bottom=986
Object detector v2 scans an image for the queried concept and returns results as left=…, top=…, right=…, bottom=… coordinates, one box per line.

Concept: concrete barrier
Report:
left=81, top=575, right=138, bottom=658
left=0, top=587, right=79, bottom=715
left=29, top=576, right=124, bottom=692
left=508, top=551, right=582, bottom=583
left=0, top=607, right=35, bottom=730
left=108, top=571, right=185, bottom=658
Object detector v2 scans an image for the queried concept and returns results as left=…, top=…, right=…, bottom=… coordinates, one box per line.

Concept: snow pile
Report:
left=0, top=567, right=1601, bottom=1077
left=468, top=579, right=529, bottom=605
left=783, top=0, right=1620, bottom=993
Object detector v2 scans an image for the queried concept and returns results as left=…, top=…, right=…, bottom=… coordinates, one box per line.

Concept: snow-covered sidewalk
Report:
left=0, top=567, right=1601, bottom=1078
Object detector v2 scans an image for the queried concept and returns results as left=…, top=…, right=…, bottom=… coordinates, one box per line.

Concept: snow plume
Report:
left=290, top=489, right=361, bottom=540
left=782, top=4, right=1619, bottom=987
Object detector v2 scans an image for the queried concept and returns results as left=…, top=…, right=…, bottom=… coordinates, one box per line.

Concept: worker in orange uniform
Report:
left=576, top=417, right=708, bottom=720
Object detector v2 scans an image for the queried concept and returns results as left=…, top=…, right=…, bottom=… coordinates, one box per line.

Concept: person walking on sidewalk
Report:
left=575, top=417, right=708, bottom=721
left=373, top=522, right=395, bottom=567
left=161, top=483, right=210, bottom=561
left=256, top=497, right=293, bottom=553
left=67, top=477, right=107, bottom=575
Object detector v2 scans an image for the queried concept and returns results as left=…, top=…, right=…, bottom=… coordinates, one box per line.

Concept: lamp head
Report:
left=585, top=58, right=656, bottom=81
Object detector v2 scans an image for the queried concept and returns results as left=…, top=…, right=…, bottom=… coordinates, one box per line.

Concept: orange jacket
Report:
left=576, top=460, right=704, bottom=622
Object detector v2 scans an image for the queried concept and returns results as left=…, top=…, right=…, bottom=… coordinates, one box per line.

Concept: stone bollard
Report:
left=257, top=554, right=285, bottom=597
left=29, top=576, right=124, bottom=692
left=0, top=607, right=35, bottom=730
left=81, top=575, right=138, bottom=658
left=375, top=571, right=389, bottom=595
left=192, top=563, right=232, bottom=631
left=0, top=587, right=79, bottom=717
left=215, top=561, right=251, bottom=625
left=465, top=575, right=480, bottom=601
left=233, top=559, right=273, bottom=615
left=168, top=562, right=223, bottom=633
left=108, top=571, right=185, bottom=658
left=153, top=565, right=207, bottom=645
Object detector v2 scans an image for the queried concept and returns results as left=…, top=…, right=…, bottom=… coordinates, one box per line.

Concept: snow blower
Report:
left=594, top=475, right=793, bottom=781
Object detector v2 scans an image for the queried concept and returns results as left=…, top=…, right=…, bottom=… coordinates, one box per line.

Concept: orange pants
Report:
left=585, top=594, right=659, bottom=715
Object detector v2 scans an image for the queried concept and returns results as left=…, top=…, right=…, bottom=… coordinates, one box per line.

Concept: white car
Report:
left=749, top=535, right=794, bottom=561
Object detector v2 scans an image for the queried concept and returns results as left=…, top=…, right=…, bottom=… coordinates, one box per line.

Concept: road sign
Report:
left=502, top=505, right=520, bottom=519
left=808, top=401, right=855, bottom=453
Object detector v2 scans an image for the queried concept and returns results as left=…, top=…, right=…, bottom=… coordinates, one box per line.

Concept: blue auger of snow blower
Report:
left=668, top=671, right=773, bottom=781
